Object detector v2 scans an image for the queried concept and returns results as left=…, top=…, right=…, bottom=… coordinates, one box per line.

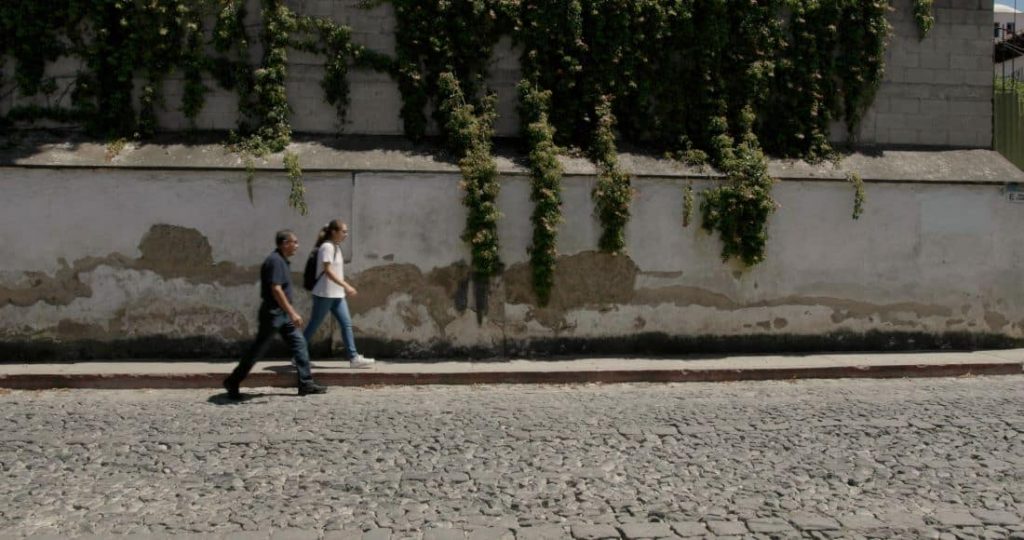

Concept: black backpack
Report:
left=302, top=249, right=322, bottom=291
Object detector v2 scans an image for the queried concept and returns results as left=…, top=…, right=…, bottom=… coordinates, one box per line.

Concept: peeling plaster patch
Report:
left=641, top=271, right=683, bottom=278
left=499, top=252, right=957, bottom=334
left=55, top=319, right=110, bottom=339
left=818, top=298, right=951, bottom=326
left=503, top=251, right=638, bottom=328
left=634, top=285, right=738, bottom=310
left=0, top=265, right=258, bottom=341
left=356, top=293, right=442, bottom=343
left=984, top=310, right=1009, bottom=331
left=504, top=251, right=638, bottom=307
left=120, top=302, right=249, bottom=340
left=135, top=225, right=254, bottom=286
left=347, top=261, right=473, bottom=334
left=398, top=299, right=424, bottom=330
left=0, top=261, right=99, bottom=308
left=442, top=312, right=505, bottom=349
left=635, top=285, right=950, bottom=330
left=0, top=224, right=255, bottom=309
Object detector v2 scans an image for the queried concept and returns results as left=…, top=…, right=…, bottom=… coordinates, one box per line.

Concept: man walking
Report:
left=224, top=230, right=327, bottom=398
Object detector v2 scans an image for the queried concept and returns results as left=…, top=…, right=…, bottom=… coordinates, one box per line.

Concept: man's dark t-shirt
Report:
left=260, top=249, right=294, bottom=307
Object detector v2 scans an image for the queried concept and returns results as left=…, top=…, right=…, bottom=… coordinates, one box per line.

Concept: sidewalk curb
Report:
left=1, top=361, right=1020, bottom=390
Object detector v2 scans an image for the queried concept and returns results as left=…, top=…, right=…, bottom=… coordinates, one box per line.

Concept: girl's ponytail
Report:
left=315, top=219, right=344, bottom=247
left=315, top=223, right=331, bottom=247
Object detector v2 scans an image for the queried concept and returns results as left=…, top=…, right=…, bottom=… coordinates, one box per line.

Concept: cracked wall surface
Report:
left=1, top=165, right=1022, bottom=360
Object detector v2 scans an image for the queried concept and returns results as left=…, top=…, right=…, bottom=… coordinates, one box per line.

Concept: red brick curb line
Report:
left=0, top=362, right=1020, bottom=390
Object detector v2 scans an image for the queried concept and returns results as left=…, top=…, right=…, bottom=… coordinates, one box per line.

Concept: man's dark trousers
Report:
left=227, top=303, right=314, bottom=387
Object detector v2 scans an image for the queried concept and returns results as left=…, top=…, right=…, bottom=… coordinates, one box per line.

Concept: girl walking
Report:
left=304, top=219, right=374, bottom=368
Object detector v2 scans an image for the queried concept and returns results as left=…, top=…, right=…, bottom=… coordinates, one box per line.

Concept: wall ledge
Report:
left=2, top=132, right=1021, bottom=185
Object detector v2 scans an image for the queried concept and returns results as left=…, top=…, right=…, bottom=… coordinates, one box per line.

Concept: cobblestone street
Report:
left=1, top=376, right=1022, bottom=539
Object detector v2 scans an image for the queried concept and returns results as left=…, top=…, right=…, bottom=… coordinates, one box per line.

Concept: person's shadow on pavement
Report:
left=208, top=392, right=257, bottom=405
left=206, top=391, right=293, bottom=405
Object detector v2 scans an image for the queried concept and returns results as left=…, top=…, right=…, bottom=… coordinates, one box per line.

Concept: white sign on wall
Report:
left=1006, top=184, right=1024, bottom=203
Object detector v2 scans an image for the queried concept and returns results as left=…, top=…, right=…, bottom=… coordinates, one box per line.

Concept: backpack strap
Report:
left=317, top=243, right=339, bottom=285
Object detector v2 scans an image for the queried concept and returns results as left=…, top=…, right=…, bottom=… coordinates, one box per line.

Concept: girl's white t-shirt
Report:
left=312, top=242, right=346, bottom=298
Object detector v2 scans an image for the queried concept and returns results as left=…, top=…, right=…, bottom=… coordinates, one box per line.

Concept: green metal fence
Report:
left=995, top=78, right=1024, bottom=171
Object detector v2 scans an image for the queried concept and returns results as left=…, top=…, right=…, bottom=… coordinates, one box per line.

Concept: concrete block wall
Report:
left=850, top=0, right=996, bottom=147
left=1, top=0, right=995, bottom=148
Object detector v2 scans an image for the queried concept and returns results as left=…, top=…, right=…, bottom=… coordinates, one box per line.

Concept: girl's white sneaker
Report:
left=350, top=355, right=375, bottom=369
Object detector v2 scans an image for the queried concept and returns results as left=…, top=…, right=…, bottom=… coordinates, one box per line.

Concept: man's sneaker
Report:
left=223, top=378, right=241, bottom=400
left=297, top=382, right=328, bottom=396
left=350, top=355, right=375, bottom=369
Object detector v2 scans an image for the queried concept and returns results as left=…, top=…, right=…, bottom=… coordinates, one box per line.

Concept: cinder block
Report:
left=919, top=99, right=950, bottom=114
left=951, top=22, right=989, bottom=40
left=884, top=66, right=908, bottom=83
left=948, top=124, right=983, bottom=147
left=905, top=68, right=936, bottom=84
left=890, top=98, right=920, bottom=115
left=916, top=128, right=950, bottom=146
left=874, top=112, right=911, bottom=130
left=884, top=127, right=913, bottom=145
left=891, top=51, right=921, bottom=69
left=949, top=54, right=979, bottom=71
left=936, top=9, right=961, bottom=25
left=948, top=100, right=990, bottom=117
left=919, top=54, right=951, bottom=70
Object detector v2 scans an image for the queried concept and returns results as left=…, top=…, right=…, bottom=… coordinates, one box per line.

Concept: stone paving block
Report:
left=466, top=527, right=514, bottom=540
left=22, top=531, right=65, bottom=540
left=515, top=525, right=570, bottom=539
left=971, top=509, right=1021, bottom=525
left=836, top=515, right=885, bottom=530
left=877, top=511, right=927, bottom=529
left=325, top=531, right=366, bottom=540
left=270, top=529, right=320, bottom=540
left=570, top=523, right=621, bottom=539
left=705, top=521, right=748, bottom=536
left=77, top=534, right=171, bottom=540
left=929, top=511, right=983, bottom=528
left=667, top=522, right=706, bottom=537
left=364, top=528, right=394, bottom=540
left=788, top=512, right=841, bottom=531
left=223, top=532, right=273, bottom=540
left=423, top=529, right=467, bottom=540
left=745, top=517, right=796, bottom=534
left=617, top=522, right=674, bottom=539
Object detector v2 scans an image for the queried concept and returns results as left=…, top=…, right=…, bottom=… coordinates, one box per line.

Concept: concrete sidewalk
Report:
left=0, top=350, right=1022, bottom=390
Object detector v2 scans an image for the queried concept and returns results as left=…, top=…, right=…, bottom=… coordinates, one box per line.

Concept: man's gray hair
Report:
left=275, top=229, right=296, bottom=246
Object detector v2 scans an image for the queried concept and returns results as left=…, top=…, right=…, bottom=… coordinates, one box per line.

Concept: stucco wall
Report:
left=0, top=0, right=996, bottom=148
left=2, top=161, right=1023, bottom=360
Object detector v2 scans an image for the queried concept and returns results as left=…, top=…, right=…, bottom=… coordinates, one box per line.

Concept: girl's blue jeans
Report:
left=303, top=295, right=358, bottom=360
